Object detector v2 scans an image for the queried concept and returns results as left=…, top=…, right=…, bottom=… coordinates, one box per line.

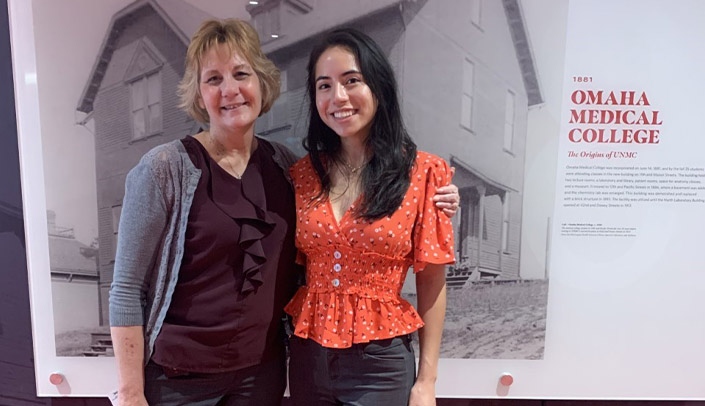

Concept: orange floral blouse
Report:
left=284, top=151, right=455, bottom=348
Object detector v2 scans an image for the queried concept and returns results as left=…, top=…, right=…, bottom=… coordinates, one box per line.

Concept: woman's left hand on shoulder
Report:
left=433, top=167, right=459, bottom=218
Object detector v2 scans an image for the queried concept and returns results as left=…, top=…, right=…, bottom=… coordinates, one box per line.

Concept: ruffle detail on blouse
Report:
left=284, top=289, right=425, bottom=348
left=209, top=152, right=276, bottom=295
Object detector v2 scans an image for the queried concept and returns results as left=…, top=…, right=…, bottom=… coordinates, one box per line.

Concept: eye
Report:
left=346, top=77, right=362, bottom=85
left=205, top=75, right=222, bottom=84
left=317, top=82, right=330, bottom=91
left=234, top=71, right=250, bottom=80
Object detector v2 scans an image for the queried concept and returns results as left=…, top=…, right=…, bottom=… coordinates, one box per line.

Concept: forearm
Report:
left=111, top=326, right=146, bottom=400
left=415, top=264, right=447, bottom=383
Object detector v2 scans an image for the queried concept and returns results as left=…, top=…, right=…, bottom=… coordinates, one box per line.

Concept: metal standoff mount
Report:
left=499, top=372, right=514, bottom=386
left=49, top=372, right=64, bottom=386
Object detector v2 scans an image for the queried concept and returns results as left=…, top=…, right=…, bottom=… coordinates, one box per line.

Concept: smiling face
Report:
left=314, top=46, right=377, bottom=144
left=198, top=43, right=262, bottom=136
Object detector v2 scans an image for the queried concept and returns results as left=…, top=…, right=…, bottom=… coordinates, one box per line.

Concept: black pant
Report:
left=288, top=335, right=416, bottom=406
left=143, top=349, right=286, bottom=406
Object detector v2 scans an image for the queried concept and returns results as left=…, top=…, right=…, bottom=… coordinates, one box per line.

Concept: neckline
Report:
left=191, top=136, right=261, bottom=181
left=194, top=133, right=260, bottom=180
left=328, top=193, right=363, bottom=227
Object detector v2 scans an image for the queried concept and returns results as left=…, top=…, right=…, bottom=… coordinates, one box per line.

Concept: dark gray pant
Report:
left=143, top=350, right=286, bottom=406
left=288, top=335, right=416, bottom=406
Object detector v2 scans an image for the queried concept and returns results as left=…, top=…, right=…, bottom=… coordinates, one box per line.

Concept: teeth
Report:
left=333, top=110, right=353, bottom=119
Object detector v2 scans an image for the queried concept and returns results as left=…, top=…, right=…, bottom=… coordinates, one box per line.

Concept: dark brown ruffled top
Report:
left=153, top=136, right=298, bottom=373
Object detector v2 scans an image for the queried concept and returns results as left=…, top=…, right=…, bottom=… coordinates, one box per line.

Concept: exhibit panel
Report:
left=8, top=0, right=705, bottom=399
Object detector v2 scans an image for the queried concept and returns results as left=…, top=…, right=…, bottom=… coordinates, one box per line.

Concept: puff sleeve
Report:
left=412, top=153, right=456, bottom=273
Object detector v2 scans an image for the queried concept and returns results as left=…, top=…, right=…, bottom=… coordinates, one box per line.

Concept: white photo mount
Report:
left=10, top=0, right=705, bottom=400
left=7, top=0, right=118, bottom=396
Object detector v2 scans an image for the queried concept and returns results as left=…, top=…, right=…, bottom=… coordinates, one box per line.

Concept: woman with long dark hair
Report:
left=286, top=28, right=455, bottom=406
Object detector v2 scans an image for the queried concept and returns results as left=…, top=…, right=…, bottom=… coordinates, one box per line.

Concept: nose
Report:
left=333, top=82, right=348, bottom=104
left=221, top=75, right=239, bottom=97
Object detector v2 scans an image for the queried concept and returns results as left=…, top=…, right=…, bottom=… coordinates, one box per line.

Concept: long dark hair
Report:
left=303, top=28, right=417, bottom=221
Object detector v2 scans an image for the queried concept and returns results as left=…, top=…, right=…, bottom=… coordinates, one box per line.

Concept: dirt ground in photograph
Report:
left=406, top=279, right=548, bottom=359
left=55, top=326, right=110, bottom=357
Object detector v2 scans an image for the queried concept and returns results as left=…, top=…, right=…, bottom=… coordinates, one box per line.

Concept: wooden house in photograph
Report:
left=76, top=0, right=213, bottom=322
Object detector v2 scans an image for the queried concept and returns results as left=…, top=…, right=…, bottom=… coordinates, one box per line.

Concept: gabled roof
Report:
left=77, top=0, right=213, bottom=114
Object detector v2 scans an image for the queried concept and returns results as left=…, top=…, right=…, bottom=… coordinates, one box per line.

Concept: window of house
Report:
left=466, top=195, right=487, bottom=240
left=253, top=7, right=281, bottom=43
left=470, top=203, right=487, bottom=240
left=129, top=72, right=162, bottom=140
left=250, top=0, right=312, bottom=43
left=501, top=194, right=510, bottom=253
left=461, top=59, right=475, bottom=131
left=111, top=205, right=122, bottom=261
left=504, top=90, right=516, bottom=152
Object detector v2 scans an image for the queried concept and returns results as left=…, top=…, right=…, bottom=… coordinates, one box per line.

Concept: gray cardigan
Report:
left=108, top=137, right=298, bottom=363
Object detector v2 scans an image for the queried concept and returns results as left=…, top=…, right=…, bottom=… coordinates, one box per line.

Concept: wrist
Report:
left=118, top=384, right=144, bottom=397
left=416, top=362, right=438, bottom=384
left=414, top=375, right=437, bottom=385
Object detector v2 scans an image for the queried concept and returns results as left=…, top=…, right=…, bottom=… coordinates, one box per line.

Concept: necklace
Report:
left=220, top=154, right=242, bottom=179
left=342, top=159, right=366, bottom=174
left=207, top=133, right=253, bottom=179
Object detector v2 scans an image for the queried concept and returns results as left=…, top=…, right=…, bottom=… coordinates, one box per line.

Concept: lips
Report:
left=221, top=102, right=247, bottom=111
left=332, top=109, right=355, bottom=119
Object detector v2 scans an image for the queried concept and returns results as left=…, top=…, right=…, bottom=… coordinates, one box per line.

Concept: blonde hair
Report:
left=178, top=19, right=280, bottom=123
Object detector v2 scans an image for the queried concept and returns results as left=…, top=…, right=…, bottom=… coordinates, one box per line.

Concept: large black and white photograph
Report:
left=12, top=0, right=567, bottom=397
left=38, top=0, right=551, bottom=358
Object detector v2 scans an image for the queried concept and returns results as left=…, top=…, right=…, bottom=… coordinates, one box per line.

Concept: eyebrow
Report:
left=315, top=69, right=361, bottom=83
left=202, top=63, right=250, bottom=74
